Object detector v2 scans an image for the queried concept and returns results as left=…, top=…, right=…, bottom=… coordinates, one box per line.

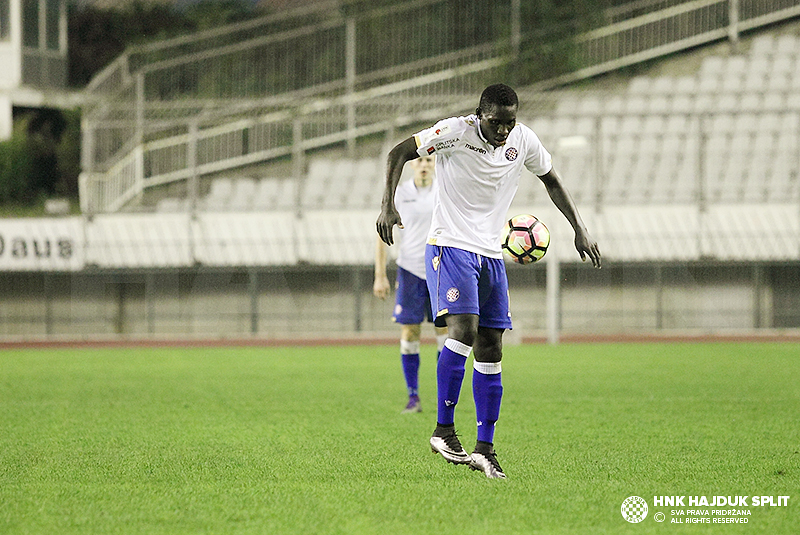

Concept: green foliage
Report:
left=54, top=109, right=82, bottom=199
left=0, top=343, right=798, bottom=534
left=0, top=108, right=81, bottom=207
left=0, top=118, right=34, bottom=204
left=183, top=0, right=255, bottom=30
left=67, top=0, right=259, bottom=88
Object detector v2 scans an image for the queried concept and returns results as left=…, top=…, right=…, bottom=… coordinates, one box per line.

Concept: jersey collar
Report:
left=475, top=118, right=491, bottom=146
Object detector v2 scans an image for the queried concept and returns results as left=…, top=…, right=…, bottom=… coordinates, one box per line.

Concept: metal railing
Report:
left=80, top=0, right=800, bottom=214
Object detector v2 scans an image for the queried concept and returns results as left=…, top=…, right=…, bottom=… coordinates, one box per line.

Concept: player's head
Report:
left=476, top=84, right=518, bottom=148
left=410, top=155, right=435, bottom=188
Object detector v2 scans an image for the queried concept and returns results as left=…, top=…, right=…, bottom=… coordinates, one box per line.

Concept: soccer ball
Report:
left=501, top=214, right=550, bottom=264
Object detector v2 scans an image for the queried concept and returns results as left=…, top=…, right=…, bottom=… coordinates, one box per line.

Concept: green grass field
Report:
left=1, top=342, right=798, bottom=534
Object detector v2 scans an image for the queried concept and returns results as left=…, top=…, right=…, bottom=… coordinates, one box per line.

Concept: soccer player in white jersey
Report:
left=374, top=155, right=448, bottom=413
left=377, top=84, right=601, bottom=479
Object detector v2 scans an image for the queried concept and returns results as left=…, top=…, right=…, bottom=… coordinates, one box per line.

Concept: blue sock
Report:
left=473, top=361, right=503, bottom=444
left=436, top=339, right=471, bottom=425
left=401, top=353, right=420, bottom=397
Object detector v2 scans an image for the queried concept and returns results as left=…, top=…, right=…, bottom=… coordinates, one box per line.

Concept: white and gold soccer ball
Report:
left=501, top=214, right=550, bottom=264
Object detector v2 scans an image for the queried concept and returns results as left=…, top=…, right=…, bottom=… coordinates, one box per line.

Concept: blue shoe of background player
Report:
left=402, top=395, right=422, bottom=413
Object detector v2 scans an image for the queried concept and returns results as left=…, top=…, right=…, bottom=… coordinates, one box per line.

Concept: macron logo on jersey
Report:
left=466, top=143, right=487, bottom=155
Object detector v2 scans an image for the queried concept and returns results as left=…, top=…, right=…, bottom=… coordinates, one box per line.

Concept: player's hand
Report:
left=376, top=206, right=403, bottom=246
left=575, top=228, right=601, bottom=268
left=373, top=274, right=391, bottom=299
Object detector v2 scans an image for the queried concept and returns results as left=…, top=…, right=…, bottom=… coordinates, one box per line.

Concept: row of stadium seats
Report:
left=177, top=117, right=797, bottom=211
left=157, top=176, right=300, bottom=212
left=747, top=33, right=800, bottom=56
left=159, top=159, right=386, bottom=212
left=18, top=203, right=799, bottom=270
left=628, top=71, right=800, bottom=95
left=558, top=90, right=800, bottom=117
left=156, top=30, right=800, bottom=213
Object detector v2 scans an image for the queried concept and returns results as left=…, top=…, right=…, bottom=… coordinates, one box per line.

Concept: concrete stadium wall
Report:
left=0, top=262, right=798, bottom=341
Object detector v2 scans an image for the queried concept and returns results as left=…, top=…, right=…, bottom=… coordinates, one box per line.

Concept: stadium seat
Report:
left=625, top=96, right=648, bottom=114
left=663, top=114, right=689, bottom=133
left=573, top=116, right=596, bottom=136
left=604, top=95, right=625, bottom=114
left=726, top=56, right=748, bottom=75
left=253, top=178, right=281, bottom=210
left=771, top=54, right=795, bottom=74
left=714, top=94, right=739, bottom=113
left=733, top=113, right=759, bottom=132
left=696, top=76, right=720, bottom=93
left=743, top=72, right=766, bottom=92
left=576, top=96, right=603, bottom=115
left=747, top=59, right=770, bottom=81
left=228, top=177, right=257, bottom=211
left=628, top=76, right=651, bottom=93
left=719, top=73, right=744, bottom=93
left=674, top=76, right=697, bottom=94
left=739, top=93, right=762, bottom=112
left=203, top=177, right=234, bottom=211
left=750, top=34, right=775, bottom=55
left=275, top=179, right=298, bottom=210
left=647, top=95, right=671, bottom=113
left=775, top=34, right=798, bottom=55
left=619, top=117, right=642, bottom=135
left=700, top=56, right=726, bottom=77
left=670, top=94, right=694, bottom=114
left=553, top=116, right=578, bottom=138
left=710, top=113, right=736, bottom=132
left=641, top=115, right=665, bottom=134
left=692, top=94, right=715, bottom=114
left=767, top=73, right=791, bottom=92
left=649, top=76, right=675, bottom=94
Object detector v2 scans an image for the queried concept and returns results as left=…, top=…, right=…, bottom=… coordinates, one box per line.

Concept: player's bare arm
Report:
left=537, top=167, right=602, bottom=268
left=377, top=137, right=419, bottom=246
left=373, top=236, right=391, bottom=299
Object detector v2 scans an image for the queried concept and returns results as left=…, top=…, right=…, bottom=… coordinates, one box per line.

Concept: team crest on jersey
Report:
left=505, top=147, right=518, bottom=161
left=446, top=287, right=460, bottom=302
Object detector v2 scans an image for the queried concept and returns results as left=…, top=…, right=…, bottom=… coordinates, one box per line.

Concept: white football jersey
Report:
left=394, top=177, right=435, bottom=280
left=413, top=114, right=552, bottom=258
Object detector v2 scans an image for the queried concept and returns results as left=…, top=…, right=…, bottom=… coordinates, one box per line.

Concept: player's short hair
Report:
left=478, top=84, right=518, bottom=112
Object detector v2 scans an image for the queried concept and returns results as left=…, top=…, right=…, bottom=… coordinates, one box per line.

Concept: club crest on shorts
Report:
left=505, top=147, right=518, bottom=161
left=446, top=287, right=460, bottom=302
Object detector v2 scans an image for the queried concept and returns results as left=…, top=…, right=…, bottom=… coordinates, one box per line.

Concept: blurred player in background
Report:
left=377, top=84, right=601, bottom=478
left=374, top=155, right=448, bottom=414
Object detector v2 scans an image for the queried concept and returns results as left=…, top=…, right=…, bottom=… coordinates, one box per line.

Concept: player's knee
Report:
left=400, top=324, right=421, bottom=342
left=473, top=328, right=503, bottom=363
left=445, top=314, right=479, bottom=346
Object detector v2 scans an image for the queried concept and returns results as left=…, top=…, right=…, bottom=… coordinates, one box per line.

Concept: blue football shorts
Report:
left=392, top=267, right=434, bottom=325
left=424, top=244, right=512, bottom=330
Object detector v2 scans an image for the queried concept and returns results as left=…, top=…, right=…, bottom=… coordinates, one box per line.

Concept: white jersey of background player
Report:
left=374, top=155, right=447, bottom=413
left=393, top=171, right=434, bottom=278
